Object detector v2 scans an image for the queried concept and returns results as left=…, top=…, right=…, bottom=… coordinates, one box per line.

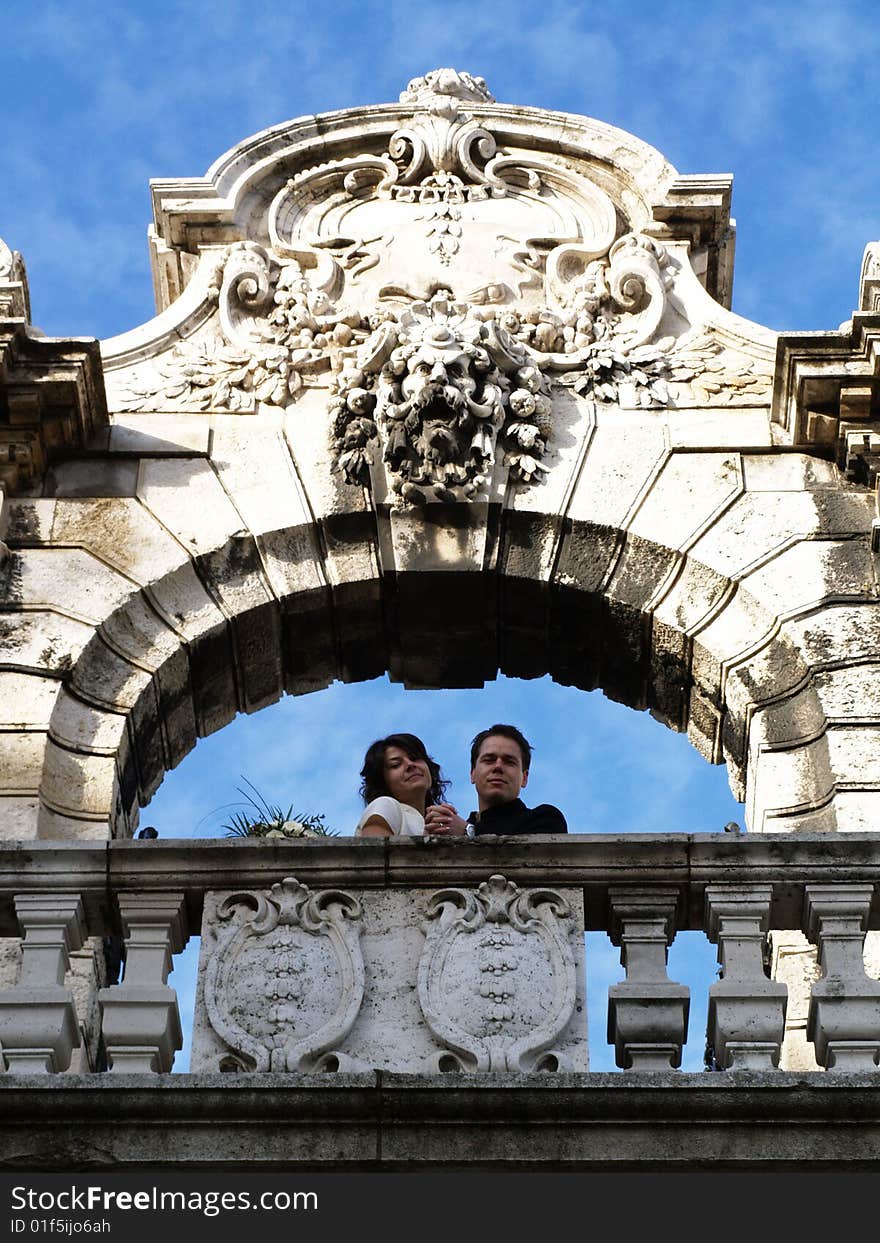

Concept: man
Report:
left=424, top=723, right=568, bottom=836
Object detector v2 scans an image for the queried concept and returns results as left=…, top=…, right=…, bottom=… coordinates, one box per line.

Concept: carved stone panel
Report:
left=418, top=874, right=581, bottom=1072
left=194, top=877, right=364, bottom=1072
left=192, top=878, right=587, bottom=1073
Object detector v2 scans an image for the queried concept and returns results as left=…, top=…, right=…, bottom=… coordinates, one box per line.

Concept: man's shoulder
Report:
left=524, top=803, right=568, bottom=833
left=472, top=798, right=568, bottom=835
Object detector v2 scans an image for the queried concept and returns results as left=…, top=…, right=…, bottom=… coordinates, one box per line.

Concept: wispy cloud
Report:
left=3, top=0, right=878, bottom=334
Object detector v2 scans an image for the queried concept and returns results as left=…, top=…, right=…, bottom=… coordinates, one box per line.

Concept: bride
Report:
left=356, top=733, right=459, bottom=837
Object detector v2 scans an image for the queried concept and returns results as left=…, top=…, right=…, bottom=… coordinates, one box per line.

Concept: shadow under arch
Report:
left=37, top=511, right=836, bottom=839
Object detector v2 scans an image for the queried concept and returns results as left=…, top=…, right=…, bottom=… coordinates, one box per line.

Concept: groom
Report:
left=424, top=723, right=568, bottom=836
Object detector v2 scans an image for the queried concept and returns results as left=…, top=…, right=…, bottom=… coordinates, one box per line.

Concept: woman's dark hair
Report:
left=359, top=733, right=449, bottom=806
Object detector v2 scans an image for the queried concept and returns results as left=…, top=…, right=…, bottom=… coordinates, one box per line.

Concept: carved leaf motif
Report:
left=112, top=244, right=369, bottom=415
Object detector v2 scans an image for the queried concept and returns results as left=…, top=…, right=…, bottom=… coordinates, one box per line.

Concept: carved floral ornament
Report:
left=114, top=68, right=770, bottom=505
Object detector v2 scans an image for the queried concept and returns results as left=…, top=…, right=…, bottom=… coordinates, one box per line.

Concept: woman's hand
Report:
left=424, top=803, right=468, bottom=836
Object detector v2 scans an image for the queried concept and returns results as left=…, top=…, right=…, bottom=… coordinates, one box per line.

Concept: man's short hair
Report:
left=470, top=724, right=533, bottom=771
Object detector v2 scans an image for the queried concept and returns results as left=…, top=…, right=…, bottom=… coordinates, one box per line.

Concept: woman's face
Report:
left=382, top=745, right=432, bottom=807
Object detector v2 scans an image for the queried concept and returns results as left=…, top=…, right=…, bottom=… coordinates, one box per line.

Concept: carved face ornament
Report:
left=397, top=326, right=477, bottom=417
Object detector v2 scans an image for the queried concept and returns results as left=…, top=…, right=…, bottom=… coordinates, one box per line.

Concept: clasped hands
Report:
left=424, top=802, right=468, bottom=836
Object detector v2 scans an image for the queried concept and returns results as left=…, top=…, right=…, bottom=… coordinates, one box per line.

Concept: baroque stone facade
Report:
left=1, top=67, right=877, bottom=848
left=0, top=69, right=879, bottom=1091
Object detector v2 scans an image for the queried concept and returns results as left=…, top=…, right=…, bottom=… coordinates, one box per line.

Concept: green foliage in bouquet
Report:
left=222, top=778, right=336, bottom=839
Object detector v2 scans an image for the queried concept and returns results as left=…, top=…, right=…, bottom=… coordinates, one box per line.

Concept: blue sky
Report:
left=4, top=1, right=878, bottom=1071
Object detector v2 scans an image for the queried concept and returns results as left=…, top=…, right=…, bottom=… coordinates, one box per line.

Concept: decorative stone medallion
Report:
left=202, top=876, right=364, bottom=1071
left=418, top=874, right=577, bottom=1071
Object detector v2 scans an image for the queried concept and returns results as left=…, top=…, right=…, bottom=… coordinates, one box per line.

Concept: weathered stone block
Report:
left=39, top=741, right=117, bottom=820
left=196, top=537, right=282, bottom=712
left=210, top=416, right=316, bottom=538
left=815, top=664, right=880, bottom=719
left=108, top=413, right=211, bottom=456
left=665, top=407, right=773, bottom=449
left=35, top=807, right=112, bottom=841
left=3, top=499, right=57, bottom=545
left=4, top=548, right=136, bottom=623
left=48, top=690, right=128, bottom=754
left=628, top=451, right=743, bottom=551
left=51, top=498, right=187, bottom=586
left=69, top=636, right=153, bottom=713
left=567, top=420, right=667, bottom=530
left=689, top=491, right=819, bottom=579
left=0, top=797, right=40, bottom=841
left=0, top=672, right=60, bottom=728
left=44, top=460, right=138, bottom=499
left=0, top=730, right=47, bottom=793
left=137, top=458, right=244, bottom=555
left=742, top=453, right=838, bottom=491
left=742, top=538, right=875, bottom=618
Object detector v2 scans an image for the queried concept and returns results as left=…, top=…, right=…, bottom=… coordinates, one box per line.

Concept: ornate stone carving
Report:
left=203, top=876, right=364, bottom=1072
left=859, top=240, right=880, bottom=313
left=0, top=237, right=30, bottom=321
left=399, top=68, right=495, bottom=107
left=417, top=874, right=576, bottom=1072
left=109, top=69, right=771, bottom=505
left=332, top=293, right=552, bottom=501
left=114, top=245, right=367, bottom=414
left=558, top=324, right=771, bottom=410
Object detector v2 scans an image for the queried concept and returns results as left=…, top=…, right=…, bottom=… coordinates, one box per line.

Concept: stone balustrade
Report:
left=1, top=833, right=880, bottom=1080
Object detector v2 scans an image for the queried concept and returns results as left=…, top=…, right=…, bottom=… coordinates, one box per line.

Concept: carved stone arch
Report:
left=23, top=510, right=852, bottom=839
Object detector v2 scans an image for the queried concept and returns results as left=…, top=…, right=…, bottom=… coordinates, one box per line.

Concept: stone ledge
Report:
left=3, top=1072, right=880, bottom=1170
left=4, top=834, right=880, bottom=935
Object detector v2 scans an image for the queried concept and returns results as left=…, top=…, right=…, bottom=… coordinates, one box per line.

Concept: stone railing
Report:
left=1, top=834, right=880, bottom=1077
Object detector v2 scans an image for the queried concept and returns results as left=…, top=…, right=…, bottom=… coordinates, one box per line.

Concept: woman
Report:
left=356, top=733, right=453, bottom=837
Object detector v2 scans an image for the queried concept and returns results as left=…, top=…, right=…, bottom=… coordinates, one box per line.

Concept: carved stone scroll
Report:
left=107, top=68, right=772, bottom=509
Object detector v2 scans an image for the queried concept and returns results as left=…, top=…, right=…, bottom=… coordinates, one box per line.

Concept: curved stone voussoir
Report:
left=49, top=497, right=192, bottom=588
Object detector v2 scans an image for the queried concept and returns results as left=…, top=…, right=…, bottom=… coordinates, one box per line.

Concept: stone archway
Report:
left=1, top=67, right=878, bottom=847
left=8, top=442, right=876, bottom=840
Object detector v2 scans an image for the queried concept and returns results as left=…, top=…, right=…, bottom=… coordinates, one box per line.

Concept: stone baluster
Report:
left=803, top=884, right=880, bottom=1071
left=98, top=893, right=188, bottom=1072
left=705, top=885, right=787, bottom=1070
left=0, top=894, right=85, bottom=1073
left=607, top=888, right=689, bottom=1070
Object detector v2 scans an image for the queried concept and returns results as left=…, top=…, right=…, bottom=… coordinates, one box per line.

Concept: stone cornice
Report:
left=4, top=1072, right=880, bottom=1170
left=771, top=312, right=880, bottom=505
left=3, top=834, right=880, bottom=937
left=0, top=322, right=108, bottom=494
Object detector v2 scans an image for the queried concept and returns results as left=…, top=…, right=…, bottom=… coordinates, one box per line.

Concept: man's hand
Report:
left=424, top=802, right=468, bottom=836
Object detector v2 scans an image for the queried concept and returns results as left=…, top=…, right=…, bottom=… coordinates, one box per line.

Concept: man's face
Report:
left=471, top=733, right=529, bottom=809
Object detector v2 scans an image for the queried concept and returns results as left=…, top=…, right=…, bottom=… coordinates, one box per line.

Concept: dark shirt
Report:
left=470, top=797, right=568, bottom=836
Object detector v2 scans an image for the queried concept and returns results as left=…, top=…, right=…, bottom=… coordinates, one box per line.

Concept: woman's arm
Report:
left=356, top=797, right=403, bottom=837
left=359, top=814, right=393, bottom=838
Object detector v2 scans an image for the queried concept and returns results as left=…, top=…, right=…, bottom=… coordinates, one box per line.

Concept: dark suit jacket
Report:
left=470, top=797, right=568, bottom=835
